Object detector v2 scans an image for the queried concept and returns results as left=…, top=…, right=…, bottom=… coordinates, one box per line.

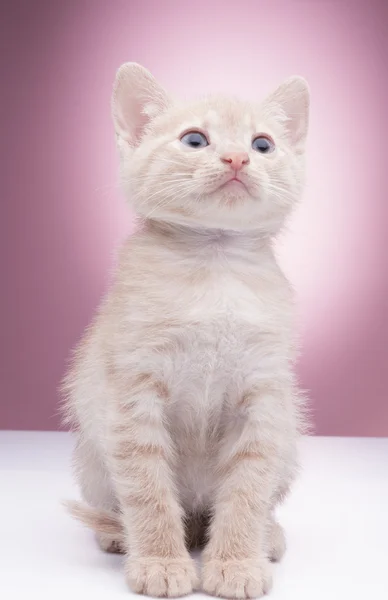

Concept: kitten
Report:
left=62, top=62, right=310, bottom=599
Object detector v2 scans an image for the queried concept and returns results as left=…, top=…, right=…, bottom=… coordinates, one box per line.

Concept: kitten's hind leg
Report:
left=97, top=533, right=125, bottom=554
left=65, top=499, right=125, bottom=552
left=72, top=436, right=118, bottom=510
left=70, top=436, right=124, bottom=553
left=266, top=514, right=286, bottom=563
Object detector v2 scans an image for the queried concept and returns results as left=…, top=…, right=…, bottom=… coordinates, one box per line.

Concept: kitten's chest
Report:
left=167, top=273, right=280, bottom=395
left=184, top=270, right=268, bottom=328
left=167, top=280, right=264, bottom=509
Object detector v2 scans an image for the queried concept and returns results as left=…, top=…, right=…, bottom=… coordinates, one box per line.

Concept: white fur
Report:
left=62, top=63, right=310, bottom=598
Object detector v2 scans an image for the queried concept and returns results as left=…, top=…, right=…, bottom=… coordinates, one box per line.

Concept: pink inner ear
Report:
left=114, top=92, right=149, bottom=145
left=128, top=99, right=151, bottom=145
left=112, top=64, right=170, bottom=146
left=262, top=78, right=309, bottom=148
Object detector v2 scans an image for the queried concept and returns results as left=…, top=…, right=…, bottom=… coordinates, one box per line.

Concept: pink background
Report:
left=1, top=0, right=387, bottom=435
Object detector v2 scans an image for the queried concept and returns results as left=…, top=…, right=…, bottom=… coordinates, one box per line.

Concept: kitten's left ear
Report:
left=112, top=62, right=171, bottom=146
left=262, top=76, right=310, bottom=149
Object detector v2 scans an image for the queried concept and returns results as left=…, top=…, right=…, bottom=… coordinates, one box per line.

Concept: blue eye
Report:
left=252, top=135, right=275, bottom=153
left=180, top=131, right=209, bottom=148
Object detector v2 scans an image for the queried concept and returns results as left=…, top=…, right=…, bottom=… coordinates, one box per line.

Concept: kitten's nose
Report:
left=221, top=151, right=250, bottom=171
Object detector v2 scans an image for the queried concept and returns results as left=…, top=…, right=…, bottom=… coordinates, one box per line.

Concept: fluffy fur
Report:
left=61, top=62, right=310, bottom=598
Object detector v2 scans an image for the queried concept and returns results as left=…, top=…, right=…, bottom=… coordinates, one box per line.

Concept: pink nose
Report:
left=221, top=151, right=250, bottom=171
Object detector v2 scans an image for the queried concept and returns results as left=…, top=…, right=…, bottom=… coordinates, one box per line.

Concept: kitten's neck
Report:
left=133, top=218, right=276, bottom=270
left=142, top=218, right=272, bottom=250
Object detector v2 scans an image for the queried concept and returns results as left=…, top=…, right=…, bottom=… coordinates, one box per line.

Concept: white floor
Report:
left=0, top=432, right=387, bottom=600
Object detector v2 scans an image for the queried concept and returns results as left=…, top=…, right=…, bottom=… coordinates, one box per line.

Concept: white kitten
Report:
left=62, top=63, right=310, bottom=599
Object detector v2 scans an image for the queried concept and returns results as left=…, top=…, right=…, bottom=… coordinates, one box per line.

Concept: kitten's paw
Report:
left=96, top=533, right=125, bottom=554
left=126, top=556, right=199, bottom=597
left=267, top=520, right=286, bottom=562
left=202, top=558, right=272, bottom=599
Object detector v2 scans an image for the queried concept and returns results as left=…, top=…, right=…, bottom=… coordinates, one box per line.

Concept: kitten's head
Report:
left=112, top=63, right=309, bottom=234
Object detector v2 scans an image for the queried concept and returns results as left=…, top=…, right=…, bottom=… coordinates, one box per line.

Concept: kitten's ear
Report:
left=262, top=76, right=310, bottom=149
left=111, top=62, right=171, bottom=146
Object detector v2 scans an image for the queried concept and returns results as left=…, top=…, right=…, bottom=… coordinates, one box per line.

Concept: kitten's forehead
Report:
left=189, top=96, right=256, bottom=131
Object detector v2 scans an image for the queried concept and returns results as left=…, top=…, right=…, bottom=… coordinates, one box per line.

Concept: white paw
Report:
left=202, top=557, right=272, bottom=598
left=126, top=556, right=199, bottom=597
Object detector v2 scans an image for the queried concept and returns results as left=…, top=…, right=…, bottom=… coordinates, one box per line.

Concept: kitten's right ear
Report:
left=262, top=76, right=310, bottom=150
left=111, top=63, right=171, bottom=146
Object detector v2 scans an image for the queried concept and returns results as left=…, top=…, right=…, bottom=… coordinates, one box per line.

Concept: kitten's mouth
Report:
left=218, top=176, right=248, bottom=192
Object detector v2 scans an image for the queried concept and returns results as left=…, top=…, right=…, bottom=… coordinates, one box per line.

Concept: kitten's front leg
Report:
left=108, top=373, right=198, bottom=597
left=203, top=385, right=287, bottom=599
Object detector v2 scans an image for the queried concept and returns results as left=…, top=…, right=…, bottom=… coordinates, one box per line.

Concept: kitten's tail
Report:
left=63, top=500, right=124, bottom=540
